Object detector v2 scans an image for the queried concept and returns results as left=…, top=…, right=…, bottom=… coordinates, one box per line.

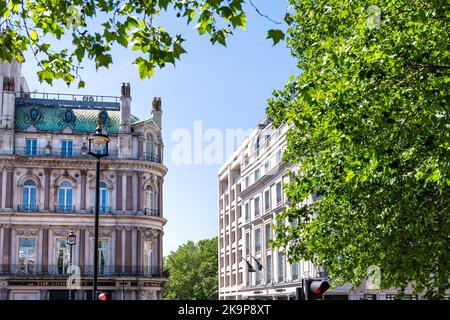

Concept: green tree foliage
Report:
left=0, top=0, right=248, bottom=87
left=164, top=237, right=218, bottom=300
left=267, top=0, right=450, bottom=299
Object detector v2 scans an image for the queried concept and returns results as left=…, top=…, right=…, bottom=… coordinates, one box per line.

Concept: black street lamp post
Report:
left=87, top=120, right=109, bottom=300
left=67, top=230, right=76, bottom=300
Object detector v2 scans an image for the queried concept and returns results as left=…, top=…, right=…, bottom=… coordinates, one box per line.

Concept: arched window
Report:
left=100, top=182, right=109, bottom=213
left=58, top=181, right=73, bottom=213
left=22, top=179, right=37, bottom=211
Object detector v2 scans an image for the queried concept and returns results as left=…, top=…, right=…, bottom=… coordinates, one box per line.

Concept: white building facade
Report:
left=218, top=118, right=430, bottom=300
left=0, top=60, right=167, bottom=300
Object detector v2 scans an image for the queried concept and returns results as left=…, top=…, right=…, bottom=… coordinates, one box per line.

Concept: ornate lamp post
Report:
left=67, top=230, right=76, bottom=300
left=87, top=120, right=109, bottom=300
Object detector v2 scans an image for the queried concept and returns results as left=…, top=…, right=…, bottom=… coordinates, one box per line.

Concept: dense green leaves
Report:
left=268, top=0, right=450, bottom=299
left=164, top=238, right=218, bottom=300
left=0, top=0, right=248, bottom=85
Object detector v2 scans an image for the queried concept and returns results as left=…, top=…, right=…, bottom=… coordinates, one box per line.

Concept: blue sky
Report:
left=21, top=1, right=297, bottom=255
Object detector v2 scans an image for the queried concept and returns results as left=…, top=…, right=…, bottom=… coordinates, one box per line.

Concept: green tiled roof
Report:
left=15, top=104, right=141, bottom=134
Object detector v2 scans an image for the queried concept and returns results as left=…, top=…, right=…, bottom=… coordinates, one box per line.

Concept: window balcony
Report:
left=90, top=206, right=112, bottom=214
left=142, top=152, right=161, bottom=163
left=14, top=148, right=162, bottom=164
left=53, top=205, right=75, bottom=213
left=144, top=208, right=160, bottom=217
left=14, top=206, right=163, bottom=218
left=17, top=204, right=39, bottom=212
left=0, top=264, right=168, bottom=278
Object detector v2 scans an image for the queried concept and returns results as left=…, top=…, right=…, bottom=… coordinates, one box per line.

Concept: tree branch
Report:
left=248, top=0, right=282, bottom=25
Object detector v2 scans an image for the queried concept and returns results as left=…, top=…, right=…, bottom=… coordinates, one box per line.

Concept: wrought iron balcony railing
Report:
left=144, top=208, right=160, bottom=217
left=14, top=148, right=162, bottom=163
left=0, top=264, right=168, bottom=278
left=142, top=152, right=161, bottom=163
left=17, top=204, right=39, bottom=212
left=13, top=206, right=163, bottom=218
left=90, top=206, right=112, bottom=214
left=54, top=205, right=76, bottom=213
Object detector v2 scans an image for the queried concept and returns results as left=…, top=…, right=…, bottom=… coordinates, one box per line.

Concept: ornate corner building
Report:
left=0, top=60, right=167, bottom=300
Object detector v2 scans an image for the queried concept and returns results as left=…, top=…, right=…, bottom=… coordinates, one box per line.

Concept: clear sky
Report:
left=20, top=1, right=297, bottom=255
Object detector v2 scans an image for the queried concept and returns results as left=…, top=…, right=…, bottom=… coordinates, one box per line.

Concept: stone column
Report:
left=136, top=229, right=142, bottom=273
left=138, top=137, right=144, bottom=159
left=5, top=171, right=13, bottom=209
left=137, top=173, right=143, bottom=212
left=115, top=228, right=122, bottom=273
left=41, top=227, right=49, bottom=272
left=2, top=226, right=11, bottom=272
left=116, top=172, right=123, bottom=211
left=158, top=179, right=163, bottom=217
left=79, top=229, right=85, bottom=272
left=43, top=168, right=51, bottom=211
left=0, top=170, right=3, bottom=209
left=126, top=175, right=132, bottom=211
left=158, top=232, right=163, bottom=273
left=80, top=170, right=87, bottom=211
left=125, top=228, right=132, bottom=273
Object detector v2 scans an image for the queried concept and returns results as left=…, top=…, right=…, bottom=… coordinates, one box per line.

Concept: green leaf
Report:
left=266, top=29, right=285, bottom=46
left=29, top=30, right=38, bottom=41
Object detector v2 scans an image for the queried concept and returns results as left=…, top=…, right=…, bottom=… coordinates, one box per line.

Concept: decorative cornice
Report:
left=0, top=157, right=167, bottom=176
left=16, top=229, right=40, bottom=237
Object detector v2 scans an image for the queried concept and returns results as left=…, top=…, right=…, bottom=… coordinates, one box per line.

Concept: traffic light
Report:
left=303, top=278, right=330, bottom=300
left=97, top=292, right=111, bottom=300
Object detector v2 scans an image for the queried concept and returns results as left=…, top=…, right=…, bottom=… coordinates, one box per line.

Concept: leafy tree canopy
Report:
left=268, top=0, right=449, bottom=299
left=0, top=0, right=255, bottom=87
left=164, top=237, right=218, bottom=300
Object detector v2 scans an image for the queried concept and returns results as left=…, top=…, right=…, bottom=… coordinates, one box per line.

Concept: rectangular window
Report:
left=276, top=149, right=282, bottom=164
left=97, top=240, right=109, bottom=275
left=264, top=160, right=270, bottom=175
left=291, top=262, right=299, bottom=280
left=255, top=228, right=261, bottom=253
left=265, top=223, right=272, bottom=249
left=18, top=239, right=36, bottom=274
left=264, top=190, right=270, bottom=211
left=254, top=197, right=260, bottom=216
left=255, top=259, right=262, bottom=285
left=278, top=251, right=285, bottom=282
left=245, top=203, right=249, bottom=222
left=276, top=182, right=283, bottom=204
left=144, top=240, right=153, bottom=275
left=56, top=239, right=69, bottom=275
left=61, top=140, right=73, bottom=157
left=254, top=169, right=260, bottom=182
left=266, top=255, right=272, bottom=283
left=25, top=139, right=37, bottom=156
left=245, top=232, right=250, bottom=256
left=245, top=177, right=249, bottom=189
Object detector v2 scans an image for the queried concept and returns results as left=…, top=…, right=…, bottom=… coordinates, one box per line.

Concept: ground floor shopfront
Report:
left=0, top=278, right=165, bottom=300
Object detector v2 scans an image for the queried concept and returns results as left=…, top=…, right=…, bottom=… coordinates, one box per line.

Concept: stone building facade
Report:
left=0, top=60, right=167, bottom=300
left=218, top=118, right=433, bottom=300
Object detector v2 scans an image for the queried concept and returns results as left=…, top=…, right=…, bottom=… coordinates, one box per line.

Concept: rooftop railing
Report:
left=16, top=93, right=120, bottom=110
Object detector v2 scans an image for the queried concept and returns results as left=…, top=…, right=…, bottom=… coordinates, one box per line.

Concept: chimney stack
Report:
left=119, top=82, right=131, bottom=133
left=152, top=97, right=162, bottom=128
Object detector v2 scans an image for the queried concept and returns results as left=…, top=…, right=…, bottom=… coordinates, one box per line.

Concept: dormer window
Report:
left=64, top=110, right=75, bottom=123
left=98, top=110, right=108, bottom=124
left=30, top=108, right=39, bottom=122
